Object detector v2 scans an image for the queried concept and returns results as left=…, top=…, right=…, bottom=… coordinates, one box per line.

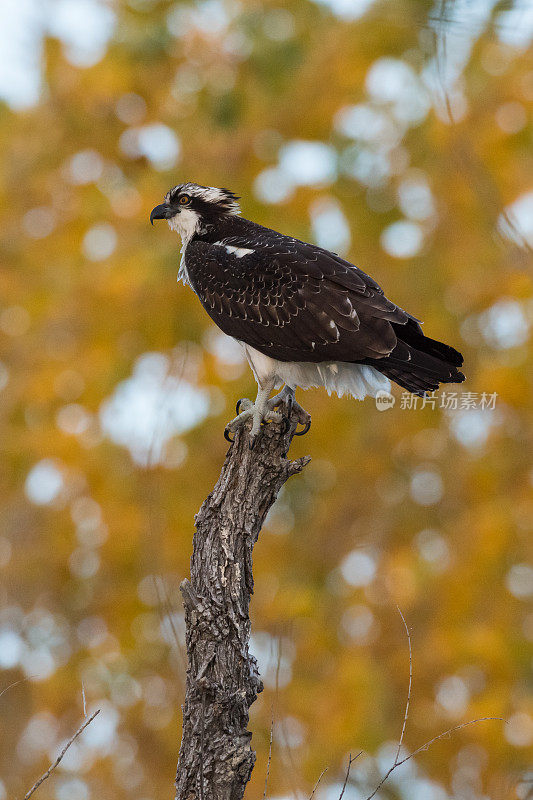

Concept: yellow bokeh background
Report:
left=1, top=1, right=532, bottom=798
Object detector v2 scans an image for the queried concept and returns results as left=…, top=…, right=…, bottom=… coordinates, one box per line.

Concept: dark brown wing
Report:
left=184, top=233, right=411, bottom=364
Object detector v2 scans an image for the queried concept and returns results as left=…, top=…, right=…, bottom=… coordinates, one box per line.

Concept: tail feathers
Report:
left=364, top=320, right=465, bottom=396
left=376, top=358, right=465, bottom=396
left=393, top=318, right=464, bottom=368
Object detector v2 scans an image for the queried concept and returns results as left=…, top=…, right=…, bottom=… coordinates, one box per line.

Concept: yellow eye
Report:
left=179, top=194, right=191, bottom=205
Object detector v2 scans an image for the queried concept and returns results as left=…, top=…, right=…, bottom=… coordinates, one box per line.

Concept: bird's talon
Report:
left=294, top=420, right=311, bottom=437
left=235, top=398, right=253, bottom=415
left=225, top=388, right=309, bottom=445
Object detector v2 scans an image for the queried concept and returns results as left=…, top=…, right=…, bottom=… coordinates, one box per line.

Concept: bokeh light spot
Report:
left=340, top=550, right=377, bottom=587
left=381, top=220, right=424, bottom=258
left=25, top=459, right=65, bottom=506
left=82, top=223, right=117, bottom=261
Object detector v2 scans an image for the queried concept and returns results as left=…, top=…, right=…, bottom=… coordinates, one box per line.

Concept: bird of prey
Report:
left=151, top=182, right=464, bottom=447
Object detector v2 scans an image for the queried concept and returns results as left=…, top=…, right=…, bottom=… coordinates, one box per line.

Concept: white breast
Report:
left=168, top=209, right=202, bottom=287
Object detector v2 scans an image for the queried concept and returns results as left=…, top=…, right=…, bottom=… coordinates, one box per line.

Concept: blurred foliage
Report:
left=1, top=1, right=533, bottom=799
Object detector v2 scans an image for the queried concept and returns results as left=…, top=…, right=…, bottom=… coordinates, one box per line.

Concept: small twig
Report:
left=394, top=606, right=412, bottom=766
left=338, top=752, right=362, bottom=800
left=153, top=575, right=186, bottom=667
left=274, top=635, right=283, bottom=700
left=81, top=683, right=87, bottom=718
left=500, top=209, right=533, bottom=255
left=273, top=633, right=300, bottom=799
left=364, top=716, right=502, bottom=800
left=302, top=612, right=502, bottom=800
left=23, top=709, right=100, bottom=800
left=361, top=609, right=503, bottom=800
left=262, top=705, right=274, bottom=800
left=362, top=754, right=405, bottom=799
left=0, top=677, right=32, bottom=701
left=309, top=767, right=328, bottom=800
left=395, top=717, right=504, bottom=767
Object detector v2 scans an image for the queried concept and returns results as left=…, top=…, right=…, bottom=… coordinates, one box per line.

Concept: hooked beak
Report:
left=150, top=203, right=172, bottom=225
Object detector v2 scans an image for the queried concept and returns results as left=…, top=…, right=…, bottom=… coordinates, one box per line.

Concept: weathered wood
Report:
left=175, top=418, right=310, bottom=800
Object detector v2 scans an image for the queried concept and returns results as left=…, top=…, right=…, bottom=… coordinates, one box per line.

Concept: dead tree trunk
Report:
left=175, top=419, right=310, bottom=800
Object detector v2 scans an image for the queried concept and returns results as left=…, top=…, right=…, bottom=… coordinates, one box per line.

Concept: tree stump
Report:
left=175, top=418, right=310, bottom=800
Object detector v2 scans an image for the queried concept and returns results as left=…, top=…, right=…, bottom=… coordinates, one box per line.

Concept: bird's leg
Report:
left=224, top=379, right=282, bottom=448
left=265, top=385, right=311, bottom=436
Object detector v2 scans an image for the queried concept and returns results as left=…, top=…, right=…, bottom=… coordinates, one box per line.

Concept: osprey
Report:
left=151, top=183, right=464, bottom=446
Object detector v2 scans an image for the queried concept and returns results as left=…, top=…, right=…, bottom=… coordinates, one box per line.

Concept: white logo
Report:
left=375, top=390, right=395, bottom=411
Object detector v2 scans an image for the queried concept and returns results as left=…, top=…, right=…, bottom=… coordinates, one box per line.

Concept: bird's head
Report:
left=150, top=182, right=240, bottom=240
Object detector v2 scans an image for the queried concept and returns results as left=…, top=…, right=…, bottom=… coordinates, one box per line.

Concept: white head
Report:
left=150, top=182, right=241, bottom=243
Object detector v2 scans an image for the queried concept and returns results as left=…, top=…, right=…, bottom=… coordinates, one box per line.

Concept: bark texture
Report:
left=175, top=419, right=310, bottom=800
